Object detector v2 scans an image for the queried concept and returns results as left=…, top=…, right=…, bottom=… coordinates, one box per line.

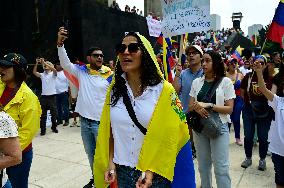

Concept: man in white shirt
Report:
left=239, top=58, right=252, bottom=76
left=33, top=58, right=58, bottom=135
left=55, top=64, right=70, bottom=126
left=57, top=27, right=113, bottom=188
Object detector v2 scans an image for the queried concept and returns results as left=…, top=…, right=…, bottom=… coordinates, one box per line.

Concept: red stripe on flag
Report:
left=267, top=21, right=284, bottom=48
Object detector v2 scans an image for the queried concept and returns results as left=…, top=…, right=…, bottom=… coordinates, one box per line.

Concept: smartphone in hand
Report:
left=62, top=19, right=69, bottom=37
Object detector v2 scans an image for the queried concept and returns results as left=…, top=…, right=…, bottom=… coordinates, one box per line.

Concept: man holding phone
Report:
left=33, top=58, right=58, bottom=136
left=57, top=27, right=113, bottom=188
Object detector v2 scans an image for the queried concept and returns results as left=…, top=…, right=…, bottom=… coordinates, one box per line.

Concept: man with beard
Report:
left=57, top=27, right=113, bottom=188
left=172, top=45, right=203, bottom=158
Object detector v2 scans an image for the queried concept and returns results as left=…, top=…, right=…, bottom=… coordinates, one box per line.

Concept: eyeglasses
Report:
left=187, top=51, right=198, bottom=56
left=115, top=43, right=140, bottom=54
left=91, top=54, right=104, bottom=58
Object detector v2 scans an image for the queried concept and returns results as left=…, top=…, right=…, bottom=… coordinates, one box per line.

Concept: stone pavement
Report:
left=29, top=121, right=274, bottom=188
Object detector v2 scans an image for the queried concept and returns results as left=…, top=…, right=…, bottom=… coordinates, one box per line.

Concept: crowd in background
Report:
left=0, top=16, right=283, bottom=187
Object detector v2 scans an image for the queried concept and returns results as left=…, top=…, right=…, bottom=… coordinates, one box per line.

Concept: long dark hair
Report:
left=13, top=66, right=27, bottom=85
left=273, top=62, right=284, bottom=97
left=205, top=50, right=225, bottom=80
left=111, top=32, right=163, bottom=106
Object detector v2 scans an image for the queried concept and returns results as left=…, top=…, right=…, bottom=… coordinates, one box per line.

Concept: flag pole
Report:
left=178, top=34, right=184, bottom=65
left=260, top=38, right=267, bottom=55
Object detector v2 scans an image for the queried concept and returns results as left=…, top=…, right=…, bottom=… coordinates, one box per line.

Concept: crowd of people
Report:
left=110, top=1, right=143, bottom=16
left=0, top=22, right=283, bottom=188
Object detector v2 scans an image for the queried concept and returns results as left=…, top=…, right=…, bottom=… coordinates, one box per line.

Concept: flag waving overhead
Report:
left=267, top=0, right=284, bottom=48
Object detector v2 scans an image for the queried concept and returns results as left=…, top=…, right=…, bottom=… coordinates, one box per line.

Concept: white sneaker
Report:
left=70, top=121, right=77, bottom=127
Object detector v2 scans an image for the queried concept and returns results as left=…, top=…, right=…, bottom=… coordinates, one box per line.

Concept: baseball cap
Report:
left=0, top=53, right=27, bottom=70
left=186, top=45, right=204, bottom=56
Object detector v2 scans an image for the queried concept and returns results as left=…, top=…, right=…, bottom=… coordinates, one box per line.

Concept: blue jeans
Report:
left=56, top=92, right=70, bottom=123
left=116, top=164, right=171, bottom=188
left=3, top=180, right=12, bottom=188
left=80, top=116, right=99, bottom=175
left=242, top=104, right=271, bottom=159
left=193, top=123, right=231, bottom=188
left=230, top=96, right=244, bottom=139
left=7, top=148, right=33, bottom=188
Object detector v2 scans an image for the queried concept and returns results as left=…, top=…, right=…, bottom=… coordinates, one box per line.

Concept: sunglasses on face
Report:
left=115, top=43, right=140, bottom=54
left=254, top=60, right=265, bottom=65
left=91, top=54, right=104, bottom=58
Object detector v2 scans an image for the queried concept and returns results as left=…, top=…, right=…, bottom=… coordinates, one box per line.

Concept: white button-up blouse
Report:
left=110, top=75, right=163, bottom=168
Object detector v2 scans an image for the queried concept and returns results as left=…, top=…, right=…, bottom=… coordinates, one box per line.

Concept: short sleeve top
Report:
left=0, top=111, right=18, bottom=138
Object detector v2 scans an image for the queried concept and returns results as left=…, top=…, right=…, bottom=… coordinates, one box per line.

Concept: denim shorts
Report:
left=272, top=153, right=284, bottom=186
left=115, top=164, right=171, bottom=188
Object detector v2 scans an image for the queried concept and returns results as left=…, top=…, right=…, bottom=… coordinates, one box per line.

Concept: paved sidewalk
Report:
left=29, top=121, right=274, bottom=188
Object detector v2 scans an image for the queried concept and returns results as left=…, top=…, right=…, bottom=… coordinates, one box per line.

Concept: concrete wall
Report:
left=144, top=0, right=162, bottom=17
left=81, top=0, right=150, bottom=61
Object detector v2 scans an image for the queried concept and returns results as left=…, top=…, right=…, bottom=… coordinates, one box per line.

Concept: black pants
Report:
left=40, top=95, right=57, bottom=131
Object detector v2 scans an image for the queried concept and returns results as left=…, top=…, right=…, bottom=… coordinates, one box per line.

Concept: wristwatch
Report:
left=209, top=103, right=214, bottom=109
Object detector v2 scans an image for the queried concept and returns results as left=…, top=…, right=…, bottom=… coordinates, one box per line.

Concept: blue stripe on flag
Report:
left=172, top=141, right=196, bottom=188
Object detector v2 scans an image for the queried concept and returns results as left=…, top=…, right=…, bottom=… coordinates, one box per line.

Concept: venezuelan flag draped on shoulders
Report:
left=267, top=0, right=284, bottom=48
left=63, top=64, right=113, bottom=89
left=93, top=34, right=195, bottom=188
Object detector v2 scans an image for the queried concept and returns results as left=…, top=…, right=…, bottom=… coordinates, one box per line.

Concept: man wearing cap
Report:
left=57, top=27, right=113, bottom=188
left=33, top=58, right=58, bottom=135
left=172, top=44, right=203, bottom=158
left=0, top=53, right=41, bottom=188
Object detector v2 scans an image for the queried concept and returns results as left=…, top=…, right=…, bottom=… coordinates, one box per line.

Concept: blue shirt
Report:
left=178, top=68, right=203, bottom=113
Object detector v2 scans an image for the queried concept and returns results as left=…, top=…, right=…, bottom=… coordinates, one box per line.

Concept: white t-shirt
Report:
left=110, top=75, right=163, bottom=168
left=40, top=72, right=57, bottom=96
left=189, top=76, right=236, bottom=124
left=0, top=111, right=18, bottom=187
left=239, top=66, right=252, bottom=76
left=58, top=46, right=110, bottom=121
left=55, top=71, right=69, bottom=94
left=268, top=95, right=284, bottom=156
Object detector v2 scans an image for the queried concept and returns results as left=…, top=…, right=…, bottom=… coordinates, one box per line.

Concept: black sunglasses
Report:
left=115, top=43, right=140, bottom=54
left=91, top=54, right=104, bottom=58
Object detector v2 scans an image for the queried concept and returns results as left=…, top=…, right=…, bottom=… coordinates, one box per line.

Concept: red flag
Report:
left=267, top=0, right=284, bottom=48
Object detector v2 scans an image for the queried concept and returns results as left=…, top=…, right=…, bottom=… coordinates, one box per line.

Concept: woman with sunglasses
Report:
left=254, top=61, right=284, bottom=188
left=226, top=58, right=244, bottom=146
left=240, top=55, right=274, bottom=171
left=0, top=53, right=41, bottom=188
left=93, top=32, right=195, bottom=188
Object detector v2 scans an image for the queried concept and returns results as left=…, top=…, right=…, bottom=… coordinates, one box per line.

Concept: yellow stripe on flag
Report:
left=163, top=38, right=168, bottom=81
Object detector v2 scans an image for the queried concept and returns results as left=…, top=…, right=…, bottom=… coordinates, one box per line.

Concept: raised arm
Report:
left=42, top=61, right=57, bottom=76
left=57, top=27, right=78, bottom=76
left=254, top=63, right=274, bottom=101
left=33, top=58, right=41, bottom=78
left=172, top=66, right=182, bottom=93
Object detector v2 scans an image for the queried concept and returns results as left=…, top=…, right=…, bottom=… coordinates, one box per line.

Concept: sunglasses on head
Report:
left=115, top=43, right=140, bottom=54
left=91, top=54, right=104, bottom=58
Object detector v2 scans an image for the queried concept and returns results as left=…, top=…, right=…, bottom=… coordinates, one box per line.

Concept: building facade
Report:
left=210, top=14, right=221, bottom=31
left=248, top=24, right=263, bottom=39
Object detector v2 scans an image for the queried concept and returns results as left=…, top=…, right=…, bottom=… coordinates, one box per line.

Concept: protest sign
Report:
left=161, top=0, right=211, bottom=37
left=146, top=17, right=162, bottom=37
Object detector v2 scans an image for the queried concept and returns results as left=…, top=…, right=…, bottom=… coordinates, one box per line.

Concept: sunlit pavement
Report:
left=29, top=120, right=274, bottom=188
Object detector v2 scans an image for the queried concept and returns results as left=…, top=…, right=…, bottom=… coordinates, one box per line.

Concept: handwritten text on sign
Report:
left=161, top=0, right=210, bottom=37
left=146, top=17, right=162, bottom=37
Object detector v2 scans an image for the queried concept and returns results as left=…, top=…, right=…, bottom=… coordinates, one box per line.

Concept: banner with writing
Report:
left=146, top=17, right=162, bottom=37
left=161, top=0, right=211, bottom=37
